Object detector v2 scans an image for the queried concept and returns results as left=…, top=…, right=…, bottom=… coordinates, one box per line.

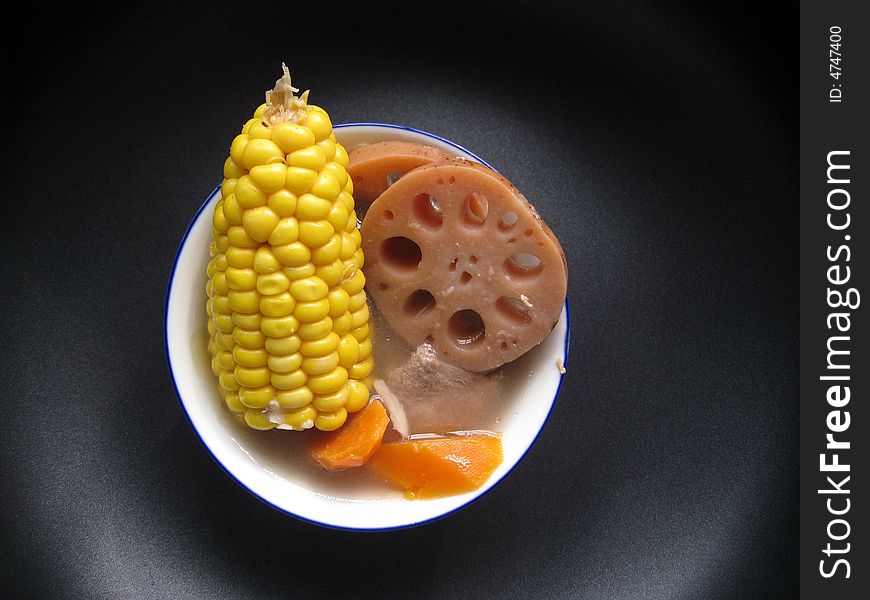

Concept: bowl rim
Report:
left=164, top=122, right=571, bottom=531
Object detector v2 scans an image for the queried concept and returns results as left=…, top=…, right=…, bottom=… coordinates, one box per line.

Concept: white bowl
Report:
left=165, top=123, right=570, bottom=530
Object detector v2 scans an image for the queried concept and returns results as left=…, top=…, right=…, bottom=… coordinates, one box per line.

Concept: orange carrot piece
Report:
left=310, top=400, right=390, bottom=470
left=368, top=434, right=503, bottom=499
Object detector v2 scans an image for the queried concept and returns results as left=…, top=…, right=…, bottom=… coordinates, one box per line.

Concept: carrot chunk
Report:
left=310, top=400, right=390, bottom=470
left=368, top=433, right=503, bottom=499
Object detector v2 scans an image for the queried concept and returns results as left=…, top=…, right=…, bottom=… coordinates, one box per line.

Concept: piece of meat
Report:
left=360, top=158, right=568, bottom=372
left=375, top=344, right=501, bottom=436
left=347, top=141, right=454, bottom=208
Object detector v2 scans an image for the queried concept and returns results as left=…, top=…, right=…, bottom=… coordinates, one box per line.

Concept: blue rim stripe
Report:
left=164, top=123, right=571, bottom=532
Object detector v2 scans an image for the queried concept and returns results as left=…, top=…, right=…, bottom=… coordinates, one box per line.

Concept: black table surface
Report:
left=3, top=2, right=797, bottom=598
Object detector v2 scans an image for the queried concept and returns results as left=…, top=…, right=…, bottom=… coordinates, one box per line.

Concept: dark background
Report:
left=2, top=1, right=797, bottom=598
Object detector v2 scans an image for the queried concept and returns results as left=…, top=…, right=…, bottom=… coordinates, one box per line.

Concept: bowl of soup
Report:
left=165, top=123, right=570, bottom=530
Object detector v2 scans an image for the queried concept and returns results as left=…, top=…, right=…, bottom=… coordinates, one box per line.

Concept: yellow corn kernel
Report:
left=239, top=385, right=275, bottom=408
left=350, top=304, right=370, bottom=330
left=287, top=145, right=326, bottom=172
left=294, top=298, right=330, bottom=323
left=221, top=179, right=237, bottom=201
left=213, top=253, right=228, bottom=272
left=312, top=387, right=349, bottom=412
left=244, top=409, right=276, bottom=431
left=267, top=189, right=297, bottom=217
left=267, top=352, right=303, bottom=374
left=299, top=220, right=334, bottom=248
left=253, top=103, right=267, bottom=118
left=229, top=134, right=249, bottom=166
left=226, top=246, right=256, bottom=268
left=283, top=405, right=317, bottom=429
left=213, top=203, right=229, bottom=233
left=211, top=357, right=220, bottom=376
left=222, top=194, right=244, bottom=225
left=310, top=235, right=342, bottom=266
left=317, top=137, right=336, bottom=162
left=345, top=210, right=359, bottom=233
left=243, top=138, right=284, bottom=170
left=234, top=365, right=271, bottom=388
left=309, top=171, right=340, bottom=200
left=233, top=327, right=266, bottom=349
left=276, top=386, right=313, bottom=409
left=224, top=156, right=246, bottom=180
left=337, top=334, right=359, bottom=368
left=322, top=161, right=348, bottom=190
left=338, top=190, right=354, bottom=212
left=302, top=352, right=340, bottom=376
left=224, top=392, right=245, bottom=414
left=242, top=118, right=256, bottom=134
left=271, top=122, right=315, bottom=153
left=272, top=241, right=311, bottom=267
left=315, top=408, right=347, bottom=432
left=243, top=206, right=280, bottom=243
left=307, top=366, right=348, bottom=395
left=272, top=369, right=307, bottom=390
left=219, top=371, right=240, bottom=391
left=284, top=167, right=318, bottom=195
left=342, top=268, right=366, bottom=295
left=282, top=263, right=316, bottom=280
left=234, top=176, right=267, bottom=209
left=216, top=332, right=235, bottom=351
left=298, top=317, right=334, bottom=341
left=265, top=335, right=301, bottom=355
left=260, top=314, right=298, bottom=338
left=256, top=271, right=290, bottom=296
left=348, top=290, right=367, bottom=312
left=358, top=336, right=372, bottom=360
left=349, top=356, right=374, bottom=379
left=207, top=259, right=218, bottom=279
left=211, top=272, right=230, bottom=296
left=267, top=217, right=299, bottom=245
left=295, top=193, right=332, bottom=221
left=332, top=311, right=353, bottom=336
left=303, top=110, right=332, bottom=142
left=326, top=200, right=349, bottom=232
left=227, top=289, right=260, bottom=313
left=227, top=225, right=260, bottom=249
left=213, top=314, right=234, bottom=333
left=351, top=322, right=370, bottom=342
left=299, top=331, right=340, bottom=357
left=247, top=120, right=272, bottom=140
left=339, top=232, right=357, bottom=260
left=212, top=295, right=231, bottom=314
left=249, top=163, right=287, bottom=193
left=233, top=346, right=268, bottom=368
left=259, top=291, right=296, bottom=318
left=289, top=276, right=328, bottom=302
left=327, top=288, right=350, bottom=317
left=253, top=246, right=281, bottom=274
left=225, top=267, right=257, bottom=291
left=314, top=259, right=343, bottom=287
left=231, top=312, right=261, bottom=330
left=344, top=380, right=369, bottom=413
left=334, top=142, right=349, bottom=168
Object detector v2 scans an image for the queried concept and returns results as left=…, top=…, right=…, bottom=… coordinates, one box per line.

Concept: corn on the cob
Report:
left=206, top=65, right=372, bottom=432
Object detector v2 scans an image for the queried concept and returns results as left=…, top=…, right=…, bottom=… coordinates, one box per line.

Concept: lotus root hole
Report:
left=496, top=296, right=532, bottom=325
left=383, top=210, right=394, bottom=220
left=448, top=257, right=458, bottom=272
left=404, top=289, right=436, bottom=317
left=378, top=283, right=389, bottom=291
left=447, top=309, right=486, bottom=347
left=470, top=255, right=478, bottom=264
left=498, top=212, right=518, bottom=232
left=412, top=193, right=443, bottom=230
left=504, top=253, right=543, bottom=278
left=463, top=192, right=489, bottom=227
left=524, top=228, right=533, bottom=236
left=386, top=171, right=402, bottom=187
left=380, top=236, right=422, bottom=271
left=460, top=271, right=472, bottom=284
